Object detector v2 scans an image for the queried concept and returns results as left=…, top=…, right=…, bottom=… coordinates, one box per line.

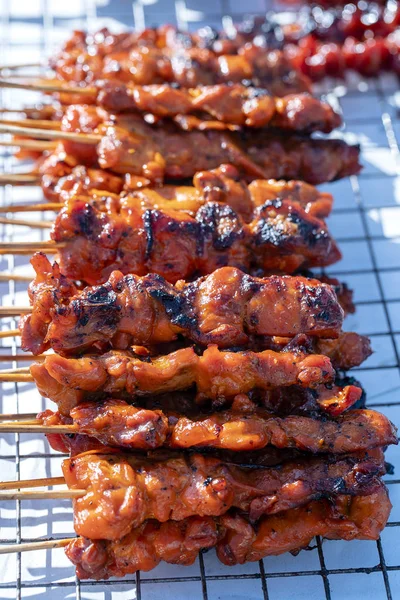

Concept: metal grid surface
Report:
left=0, top=1, right=400, bottom=598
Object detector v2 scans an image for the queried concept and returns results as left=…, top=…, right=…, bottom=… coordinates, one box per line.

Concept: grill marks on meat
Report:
left=97, top=84, right=341, bottom=132
left=39, top=399, right=397, bottom=454
left=51, top=194, right=341, bottom=283
left=20, top=257, right=344, bottom=355
left=65, top=485, right=391, bottom=579
left=62, top=450, right=386, bottom=540
left=30, top=346, right=335, bottom=411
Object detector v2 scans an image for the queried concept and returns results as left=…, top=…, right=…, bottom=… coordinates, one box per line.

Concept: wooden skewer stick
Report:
left=0, top=412, right=37, bottom=421
left=0, top=489, right=83, bottom=499
left=0, top=138, right=56, bottom=151
left=0, top=274, right=33, bottom=282
left=0, top=174, right=40, bottom=185
left=0, top=366, right=30, bottom=373
left=0, top=328, right=21, bottom=338
left=0, top=240, right=62, bottom=255
left=0, top=355, right=45, bottom=363
left=0, top=78, right=96, bottom=95
left=0, top=538, right=73, bottom=555
left=0, top=202, right=61, bottom=212
left=0, top=63, right=43, bottom=71
left=0, top=216, right=52, bottom=229
left=0, top=123, right=101, bottom=144
left=0, top=118, right=61, bottom=130
left=0, top=307, right=29, bottom=316
left=0, top=373, right=34, bottom=382
left=0, top=476, right=66, bottom=490
left=0, top=422, right=74, bottom=433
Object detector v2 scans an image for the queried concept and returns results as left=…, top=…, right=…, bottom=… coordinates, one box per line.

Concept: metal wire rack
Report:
left=0, top=0, right=399, bottom=598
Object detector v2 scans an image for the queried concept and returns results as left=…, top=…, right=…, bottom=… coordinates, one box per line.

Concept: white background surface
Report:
left=0, top=1, right=400, bottom=598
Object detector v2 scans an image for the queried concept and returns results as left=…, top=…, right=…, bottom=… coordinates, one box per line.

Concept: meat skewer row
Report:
left=25, top=345, right=369, bottom=414
left=0, top=192, right=342, bottom=282
left=0, top=163, right=335, bottom=222
left=47, top=33, right=312, bottom=96
left=0, top=106, right=361, bottom=184
left=65, top=485, right=391, bottom=580
left=14, top=344, right=337, bottom=402
left=36, top=450, right=389, bottom=540
left=0, top=487, right=390, bottom=578
left=6, top=398, right=394, bottom=454
left=0, top=81, right=342, bottom=133
left=23, top=347, right=345, bottom=409
left=37, top=162, right=335, bottom=222
left=51, top=185, right=341, bottom=281
left=19, top=257, right=345, bottom=355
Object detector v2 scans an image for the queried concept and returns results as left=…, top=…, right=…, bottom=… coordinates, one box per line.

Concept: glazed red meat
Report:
left=65, top=486, right=391, bottom=579
left=41, top=160, right=334, bottom=222
left=90, top=84, right=341, bottom=132
left=30, top=346, right=334, bottom=408
left=50, top=194, right=341, bottom=283
left=39, top=399, right=396, bottom=454
left=41, top=105, right=360, bottom=185
left=50, top=32, right=311, bottom=97
left=62, top=450, right=386, bottom=540
left=20, top=256, right=344, bottom=355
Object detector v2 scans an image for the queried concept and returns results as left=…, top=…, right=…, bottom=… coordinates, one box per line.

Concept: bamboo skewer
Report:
left=0, top=240, right=62, bottom=254
left=0, top=475, right=84, bottom=500
left=0, top=328, right=21, bottom=338
left=0, top=216, right=52, bottom=229
left=0, top=122, right=101, bottom=144
left=0, top=412, right=37, bottom=421
left=0, top=202, right=61, bottom=212
left=0, top=174, right=40, bottom=185
left=0, top=538, right=73, bottom=554
left=0, top=138, right=56, bottom=151
left=0, top=118, right=61, bottom=130
left=0, top=354, right=44, bottom=362
left=0, top=422, right=74, bottom=432
left=0, top=63, right=43, bottom=71
left=0, top=366, right=30, bottom=373
left=0, top=78, right=96, bottom=95
left=0, top=274, right=33, bottom=282
left=0, top=476, right=66, bottom=490
left=0, top=373, right=34, bottom=382
left=0, top=422, right=74, bottom=433
left=0, top=307, right=29, bottom=316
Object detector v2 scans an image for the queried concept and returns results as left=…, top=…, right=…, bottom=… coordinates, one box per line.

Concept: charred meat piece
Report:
left=20, top=256, right=344, bottom=355
left=51, top=195, right=341, bottom=283
left=65, top=485, right=391, bottom=579
left=62, top=450, right=386, bottom=540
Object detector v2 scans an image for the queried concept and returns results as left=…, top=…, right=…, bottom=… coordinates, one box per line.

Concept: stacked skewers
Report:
left=0, top=19, right=397, bottom=582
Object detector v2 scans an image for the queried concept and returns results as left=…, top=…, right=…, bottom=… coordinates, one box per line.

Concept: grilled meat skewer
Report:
left=66, top=485, right=391, bottom=579
left=38, top=400, right=396, bottom=454
left=51, top=190, right=341, bottom=283
left=21, top=256, right=344, bottom=355
left=30, top=345, right=334, bottom=406
left=41, top=161, right=334, bottom=221
left=62, top=450, right=387, bottom=540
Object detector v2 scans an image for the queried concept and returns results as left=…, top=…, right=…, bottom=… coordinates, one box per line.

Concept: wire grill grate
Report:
left=0, top=1, right=399, bottom=598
